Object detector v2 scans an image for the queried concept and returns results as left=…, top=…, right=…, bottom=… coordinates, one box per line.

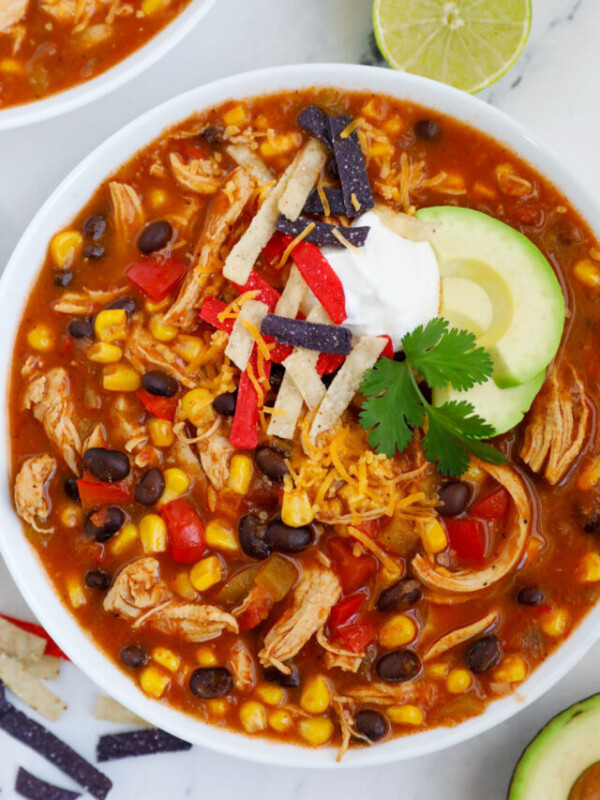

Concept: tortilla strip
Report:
left=95, top=696, right=152, bottom=727
left=0, top=617, right=46, bottom=662
left=224, top=299, right=269, bottom=371
left=274, top=265, right=309, bottom=317
left=0, top=654, right=66, bottom=721
left=22, top=655, right=62, bottom=682
left=423, top=611, right=498, bottom=661
left=374, top=203, right=440, bottom=241
left=267, top=371, right=304, bottom=439
left=226, top=144, right=273, bottom=184
left=282, top=305, right=331, bottom=410
left=278, top=139, right=328, bottom=221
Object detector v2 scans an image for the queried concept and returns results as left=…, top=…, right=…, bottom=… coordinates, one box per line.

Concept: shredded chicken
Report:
left=0, top=0, right=28, bottom=32
left=332, top=694, right=357, bottom=762
left=226, top=145, right=272, bottom=184
left=169, top=153, right=223, bottom=194
left=345, top=679, right=438, bottom=708
left=23, top=368, right=82, bottom=474
left=82, top=423, right=106, bottom=451
left=168, top=437, right=206, bottom=487
left=259, top=566, right=341, bottom=673
left=317, top=629, right=362, bottom=673
left=520, top=365, right=589, bottom=484
left=104, top=558, right=171, bottom=620
left=137, top=601, right=238, bottom=643
left=422, top=611, right=498, bottom=661
left=52, top=286, right=127, bottom=316
left=14, top=454, right=56, bottom=533
left=228, top=640, right=255, bottom=691
left=108, top=181, right=144, bottom=240
left=197, top=427, right=234, bottom=490
left=123, top=323, right=197, bottom=389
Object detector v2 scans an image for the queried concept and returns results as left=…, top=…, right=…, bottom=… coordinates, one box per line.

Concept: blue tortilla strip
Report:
left=0, top=678, right=10, bottom=718
left=302, top=187, right=348, bottom=217
left=297, top=106, right=332, bottom=148
left=276, top=215, right=369, bottom=248
left=327, top=115, right=374, bottom=217
left=96, top=729, right=192, bottom=762
left=16, top=768, right=81, bottom=800
left=261, top=314, right=353, bottom=355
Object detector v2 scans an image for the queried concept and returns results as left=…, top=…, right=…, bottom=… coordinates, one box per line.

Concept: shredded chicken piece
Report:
left=423, top=611, right=498, bottom=661
left=108, top=181, right=144, bottom=240
left=123, top=323, right=197, bottom=389
left=168, top=437, right=206, bottom=487
left=345, top=680, right=438, bottom=707
left=23, top=368, right=82, bottom=474
left=0, top=0, right=28, bottom=32
left=412, top=462, right=531, bottom=594
left=332, top=694, right=357, bottom=762
left=104, top=558, right=171, bottom=620
left=169, top=152, right=223, bottom=194
left=197, top=427, right=234, bottom=490
left=226, top=144, right=272, bottom=184
left=228, top=641, right=255, bottom=691
left=317, top=629, right=362, bottom=673
left=14, top=454, right=56, bottom=533
left=137, top=601, right=238, bottom=643
left=82, top=423, right=106, bottom=451
left=259, top=566, right=341, bottom=673
left=520, top=365, right=589, bottom=484
left=52, top=286, right=127, bottom=315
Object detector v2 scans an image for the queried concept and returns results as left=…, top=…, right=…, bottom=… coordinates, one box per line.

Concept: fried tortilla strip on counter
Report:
left=136, top=601, right=238, bottom=643
left=23, top=368, right=82, bottom=474
left=108, top=181, right=144, bottom=240
left=520, top=365, right=589, bottom=484
left=0, top=0, right=28, bottom=32
left=278, top=139, right=328, bottom=221
left=0, top=653, right=66, bottom=721
left=227, top=640, right=256, bottom=691
left=169, top=152, right=222, bottom=194
left=103, top=557, right=172, bottom=621
left=52, top=286, right=128, bottom=316
left=197, top=426, right=234, bottom=490
left=163, top=167, right=255, bottom=329
left=15, top=767, right=81, bottom=800
left=124, top=323, right=197, bottom=389
left=225, top=299, right=269, bottom=371
left=412, top=462, right=531, bottom=594
left=22, top=655, right=62, bottom=682
left=14, top=454, right=56, bottom=533
left=95, top=696, right=152, bottom=727
left=316, top=629, right=362, bottom=673
left=0, top=617, right=46, bottom=662
left=226, top=145, right=273, bottom=184
left=97, top=729, right=191, bottom=762
left=259, top=565, right=342, bottom=673
left=422, top=611, right=499, bottom=661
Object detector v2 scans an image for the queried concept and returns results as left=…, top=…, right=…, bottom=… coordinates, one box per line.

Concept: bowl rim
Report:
left=0, top=0, right=218, bottom=131
left=2, top=62, right=600, bottom=768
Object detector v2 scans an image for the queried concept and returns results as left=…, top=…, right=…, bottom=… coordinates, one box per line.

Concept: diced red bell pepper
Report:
left=233, top=270, right=281, bottom=312
left=330, top=593, right=365, bottom=630
left=270, top=342, right=293, bottom=364
left=179, top=142, right=205, bottom=160
left=230, top=350, right=271, bottom=450
left=316, top=352, right=346, bottom=376
left=290, top=240, right=347, bottom=324
left=61, top=336, right=74, bottom=357
left=76, top=479, right=133, bottom=509
left=380, top=335, right=394, bottom=359
left=327, top=537, right=377, bottom=594
left=236, top=589, right=275, bottom=631
left=136, top=390, right=178, bottom=422
left=127, top=257, right=187, bottom=302
left=161, top=498, right=206, bottom=564
left=338, top=620, right=378, bottom=653
left=0, top=614, right=69, bottom=660
left=199, top=297, right=234, bottom=334
left=260, top=232, right=293, bottom=269
left=472, top=487, right=510, bottom=521
left=445, top=518, right=486, bottom=562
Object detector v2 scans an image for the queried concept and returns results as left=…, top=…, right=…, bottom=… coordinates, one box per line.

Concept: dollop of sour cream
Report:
left=323, top=210, right=441, bottom=351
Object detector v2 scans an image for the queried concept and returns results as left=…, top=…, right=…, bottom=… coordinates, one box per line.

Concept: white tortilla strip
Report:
left=226, top=145, right=273, bottom=184
left=423, top=611, right=498, bottom=661
left=274, top=265, right=309, bottom=318
left=95, top=695, right=152, bottom=727
left=22, top=655, right=62, bottom=681
left=224, top=299, right=269, bottom=371
left=375, top=203, right=441, bottom=241
left=0, top=617, right=46, bottom=662
left=278, top=139, right=328, bottom=221
left=310, top=335, right=386, bottom=442
left=282, top=305, right=331, bottom=410
left=0, top=654, right=66, bottom=721
left=267, top=372, right=304, bottom=439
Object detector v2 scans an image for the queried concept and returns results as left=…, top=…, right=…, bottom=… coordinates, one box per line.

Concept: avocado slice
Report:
left=509, top=694, right=600, bottom=800
left=416, top=206, right=565, bottom=388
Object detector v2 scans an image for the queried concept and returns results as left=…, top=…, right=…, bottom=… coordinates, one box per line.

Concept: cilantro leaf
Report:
left=402, top=317, right=448, bottom=359
left=409, top=327, right=493, bottom=391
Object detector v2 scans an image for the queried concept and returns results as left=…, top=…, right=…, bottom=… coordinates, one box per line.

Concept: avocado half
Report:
left=509, top=694, right=600, bottom=800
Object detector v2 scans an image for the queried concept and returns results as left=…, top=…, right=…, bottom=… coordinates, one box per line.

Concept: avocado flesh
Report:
left=509, top=695, right=600, bottom=800
left=416, top=206, right=565, bottom=388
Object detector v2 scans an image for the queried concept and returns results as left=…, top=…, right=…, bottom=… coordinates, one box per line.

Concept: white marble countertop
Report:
left=1, top=0, right=600, bottom=797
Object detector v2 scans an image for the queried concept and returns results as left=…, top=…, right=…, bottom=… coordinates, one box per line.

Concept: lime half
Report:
left=372, top=0, right=531, bottom=93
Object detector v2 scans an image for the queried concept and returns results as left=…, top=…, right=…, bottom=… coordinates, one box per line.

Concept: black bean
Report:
left=120, top=644, right=148, bottom=669
left=326, top=157, right=339, bottom=180
left=83, top=244, right=105, bottom=260
left=265, top=520, right=313, bottom=553
left=269, top=363, right=285, bottom=391
left=84, top=507, right=125, bottom=543
left=138, top=221, right=173, bottom=255
left=141, top=370, right=179, bottom=398
left=134, top=468, right=165, bottom=506
left=376, top=651, right=421, bottom=683
left=263, top=665, right=300, bottom=688
left=238, top=514, right=270, bottom=560
left=82, top=448, right=130, bottom=482
left=199, top=125, right=223, bottom=145
left=213, top=391, right=237, bottom=416
left=64, top=477, right=80, bottom=502
left=438, top=481, right=472, bottom=517
left=465, top=635, right=503, bottom=674
left=353, top=709, right=388, bottom=742
left=517, top=586, right=544, bottom=606
left=84, top=569, right=111, bottom=590
left=68, top=318, right=93, bottom=339
left=376, top=578, right=422, bottom=613
left=104, top=296, right=137, bottom=315
left=581, top=511, right=600, bottom=533
left=189, top=667, right=233, bottom=699
left=255, top=447, right=289, bottom=483
left=321, top=368, right=340, bottom=389
left=414, top=119, right=440, bottom=141
left=83, top=214, right=107, bottom=240
left=53, top=269, right=73, bottom=287
left=393, top=351, right=406, bottom=363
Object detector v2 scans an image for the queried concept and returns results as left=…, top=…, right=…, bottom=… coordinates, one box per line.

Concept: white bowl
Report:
left=1, top=64, right=599, bottom=768
left=0, top=0, right=217, bottom=131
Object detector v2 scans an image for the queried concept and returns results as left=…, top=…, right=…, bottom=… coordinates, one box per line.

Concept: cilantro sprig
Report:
left=359, top=318, right=506, bottom=477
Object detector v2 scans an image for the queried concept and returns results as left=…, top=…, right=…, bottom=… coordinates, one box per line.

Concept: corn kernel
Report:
left=109, top=523, right=139, bottom=555
left=87, top=342, right=122, bottom=364
left=207, top=485, right=217, bottom=513
left=139, top=514, right=167, bottom=553
left=159, top=467, right=190, bottom=505
left=149, top=418, right=174, bottom=448
left=368, top=141, right=394, bottom=158
left=173, top=571, right=198, bottom=600
left=573, top=258, right=600, bottom=289
left=0, top=58, right=25, bottom=75
left=190, top=556, right=223, bottom=592
left=255, top=114, right=270, bottom=131
left=27, top=324, right=55, bottom=352
left=541, top=608, right=569, bottom=638
left=141, top=0, right=168, bottom=14
left=420, top=519, right=447, bottom=555
left=579, top=551, right=600, bottom=583
left=58, top=504, right=82, bottom=528
left=447, top=668, right=472, bottom=694
left=463, top=461, right=485, bottom=483
left=281, top=489, right=314, bottom=527
left=228, top=455, right=254, bottom=495
left=152, top=647, right=180, bottom=673
left=425, top=662, right=448, bottom=679
left=66, top=576, right=86, bottom=608
left=196, top=646, right=218, bottom=667
left=208, top=698, right=228, bottom=716
left=361, top=97, right=385, bottom=120
left=182, top=388, right=215, bottom=427
left=300, top=674, right=331, bottom=715
left=256, top=684, right=285, bottom=706
left=473, top=181, right=497, bottom=200
left=387, top=704, right=424, bottom=726
left=94, top=309, right=128, bottom=343
left=577, top=456, right=600, bottom=491
left=383, top=118, right=404, bottom=135
left=223, top=104, right=250, bottom=127
left=259, top=134, right=299, bottom=158
left=298, top=717, right=334, bottom=746
left=144, top=296, right=171, bottom=314
left=51, top=230, right=83, bottom=269
left=493, top=655, right=527, bottom=683
left=379, top=614, right=417, bottom=648
left=149, top=314, right=178, bottom=342
left=103, top=364, right=141, bottom=392
left=268, top=709, right=293, bottom=732
left=173, top=335, right=204, bottom=363
left=205, top=520, right=239, bottom=552
left=239, top=701, right=267, bottom=734
left=148, top=189, right=169, bottom=210
left=526, top=536, right=544, bottom=560
left=140, top=665, right=170, bottom=698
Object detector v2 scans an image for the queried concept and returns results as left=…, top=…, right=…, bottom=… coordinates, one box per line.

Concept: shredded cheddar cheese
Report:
left=340, top=118, right=362, bottom=140
left=331, top=228, right=360, bottom=253
left=277, top=222, right=316, bottom=269
left=317, top=185, right=331, bottom=217
left=241, top=319, right=273, bottom=362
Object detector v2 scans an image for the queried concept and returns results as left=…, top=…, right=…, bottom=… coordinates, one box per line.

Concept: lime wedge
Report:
left=372, top=0, right=531, bottom=93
